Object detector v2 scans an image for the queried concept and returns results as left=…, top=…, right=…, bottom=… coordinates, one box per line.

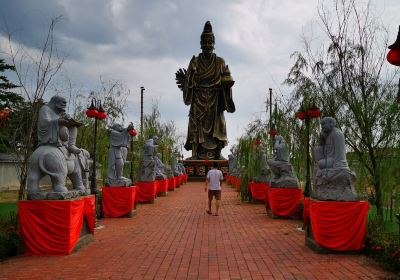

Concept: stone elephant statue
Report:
left=27, top=145, right=90, bottom=199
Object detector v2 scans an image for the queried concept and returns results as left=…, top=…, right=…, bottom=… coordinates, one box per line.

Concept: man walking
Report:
left=205, top=162, right=223, bottom=216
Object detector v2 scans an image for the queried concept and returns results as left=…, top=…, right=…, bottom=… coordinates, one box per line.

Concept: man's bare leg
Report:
left=215, top=199, right=220, bottom=215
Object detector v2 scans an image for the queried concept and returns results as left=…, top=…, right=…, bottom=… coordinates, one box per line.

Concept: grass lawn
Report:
left=0, top=203, right=17, bottom=217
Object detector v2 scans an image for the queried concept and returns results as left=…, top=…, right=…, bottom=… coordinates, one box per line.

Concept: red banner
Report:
left=310, top=200, right=369, bottom=251
left=18, top=195, right=95, bottom=256
left=136, top=181, right=158, bottom=202
left=157, top=179, right=168, bottom=193
left=268, top=188, right=302, bottom=218
left=250, top=182, right=269, bottom=202
left=167, top=177, right=175, bottom=191
left=102, top=187, right=136, bottom=218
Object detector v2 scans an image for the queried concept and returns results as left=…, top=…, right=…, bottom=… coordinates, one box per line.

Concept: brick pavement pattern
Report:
left=0, top=182, right=393, bottom=279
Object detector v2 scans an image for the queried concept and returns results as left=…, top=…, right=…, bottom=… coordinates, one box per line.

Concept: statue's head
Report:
left=111, top=123, right=123, bottom=132
left=151, top=136, right=159, bottom=145
left=274, top=135, right=284, bottom=144
left=321, top=117, right=336, bottom=134
left=200, top=21, right=215, bottom=55
left=48, top=95, right=67, bottom=114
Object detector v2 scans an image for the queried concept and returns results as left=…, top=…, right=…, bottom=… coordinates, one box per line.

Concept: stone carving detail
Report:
left=139, top=136, right=159, bottom=182
left=175, top=21, right=235, bottom=160
left=27, top=96, right=89, bottom=200
left=267, top=136, right=299, bottom=188
left=311, top=117, right=359, bottom=201
left=105, top=123, right=133, bottom=187
left=171, top=153, right=180, bottom=177
left=155, top=153, right=167, bottom=180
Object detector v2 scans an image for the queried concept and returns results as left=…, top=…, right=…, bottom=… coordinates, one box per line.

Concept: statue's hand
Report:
left=175, top=68, right=187, bottom=91
left=127, top=122, right=134, bottom=131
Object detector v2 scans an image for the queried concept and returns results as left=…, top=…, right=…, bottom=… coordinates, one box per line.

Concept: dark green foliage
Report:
left=0, top=58, right=21, bottom=107
left=0, top=211, right=22, bottom=260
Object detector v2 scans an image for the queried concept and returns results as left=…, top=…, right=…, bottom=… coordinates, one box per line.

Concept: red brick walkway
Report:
left=0, top=182, right=392, bottom=279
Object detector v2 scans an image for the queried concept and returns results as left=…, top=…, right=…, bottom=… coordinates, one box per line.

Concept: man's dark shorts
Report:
left=208, top=190, right=221, bottom=200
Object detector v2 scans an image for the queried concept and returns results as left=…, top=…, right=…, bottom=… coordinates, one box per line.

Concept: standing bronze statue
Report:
left=175, top=21, right=235, bottom=160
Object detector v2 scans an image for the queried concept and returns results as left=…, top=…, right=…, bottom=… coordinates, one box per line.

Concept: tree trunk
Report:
left=373, top=171, right=383, bottom=218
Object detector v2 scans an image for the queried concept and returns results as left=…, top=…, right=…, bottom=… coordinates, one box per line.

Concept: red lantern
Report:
left=387, top=49, right=400, bottom=66
left=296, top=111, right=306, bottom=120
left=307, top=107, right=321, bottom=118
left=128, top=129, right=137, bottom=137
left=85, top=108, right=98, bottom=118
left=97, top=111, right=107, bottom=120
left=269, top=129, right=278, bottom=136
left=255, top=139, right=261, bottom=145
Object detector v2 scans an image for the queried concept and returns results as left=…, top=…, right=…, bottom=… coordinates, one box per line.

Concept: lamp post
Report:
left=387, top=25, right=400, bottom=102
left=140, top=86, right=145, bottom=135
left=86, top=98, right=107, bottom=195
left=129, top=125, right=137, bottom=183
left=296, top=103, right=321, bottom=197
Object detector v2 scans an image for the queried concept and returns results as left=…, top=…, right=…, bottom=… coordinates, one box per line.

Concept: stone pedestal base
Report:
left=18, top=196, right=95, bottom=255
left=102, top=187, right=137, bottom=218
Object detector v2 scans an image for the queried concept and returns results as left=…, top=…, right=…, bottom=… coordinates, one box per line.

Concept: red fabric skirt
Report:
left=235, top=177, right=241, bottom=191
left=102, top=187, right=136, bottom=218
left=268, top=188, right=302, bottom=218
left=176, top=176, right=181, bottom=187
left=157, top=179, right=168, bottom=193
left=310, top=200, right=369, bottom=251
left=18, top=195, right=95, bottom=256
left=167, top=178, right=175, bottom=191
left=250, top=182, right=269, bottom=202
left=136, top=181, right=158, bottom=202
left=229, top=175, right=235, bottom=186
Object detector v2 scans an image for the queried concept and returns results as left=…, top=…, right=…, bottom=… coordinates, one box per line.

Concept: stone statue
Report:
left=27, top=96, right=89, bottom=200
left=171, top=152, right=180, bottom=177
left=175, top=21, right=235, bottom=160
left=155, top=153, right=167, bottom=180
left=228, top=147, right=238, bottom=176
left=139, top=136, right=159, bottom=182
left=105, top=123, right=134, bottom=187
left=267, top=136, right=299, bottom=188
left=311, top=117, right=359, bottom=201
left=255, top=150, right=271, bottom=183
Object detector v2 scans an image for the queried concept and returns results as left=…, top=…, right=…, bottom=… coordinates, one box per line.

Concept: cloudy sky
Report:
left=1, top=0, right=399, bottom=158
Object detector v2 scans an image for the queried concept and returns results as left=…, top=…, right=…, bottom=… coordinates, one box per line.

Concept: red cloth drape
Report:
left=176, top=176, right=181, bottom=187
left=250, top=182, right=269, bottom=202
left=83, top=196, right=95, bottom=233
left=18, top=195, right=95, bottom=256
left=235, top=177, right=241, bottom=191
left=303, top=197, right=311, bottom=227
left=136, top=181, right=158, bottom=202
left=167, top=178, right=175, bottom=191
left=184, top=174, right=188, bottom=182
left=102, top=187, right=136, bottom=218
left=229, top=176, right=235, bottom=186
left=157, top=179, right=168, bottom=193
left=310, top=200, right=369, bottom=251
left=268, top=188, right=302, bottom=218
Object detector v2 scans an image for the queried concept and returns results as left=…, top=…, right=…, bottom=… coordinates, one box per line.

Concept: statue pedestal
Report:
left=102, top=187, right=137, bottom=218
left=183, top=160, right=228, bottom=181
left=305, top=200, right=369, bottom=253
left=248, top=182, right=269, bottom=203
left=136, top=181, right=158, bottom=203
left=267, top=188, right=302, bottom=218
left=174, top=176, right=181, bottom=188
left=167, top=177, right=175, bottom=191
left=18, top=196, right=95, bottom=256
left=235, top=177, right=241, bottom=191
left=228, top=175, right=235, bottom=186
left=156, top=179, right=168, bottom=197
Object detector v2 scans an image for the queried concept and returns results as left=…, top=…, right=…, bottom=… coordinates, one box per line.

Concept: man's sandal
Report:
left=206, top=210, right=212, bottom=215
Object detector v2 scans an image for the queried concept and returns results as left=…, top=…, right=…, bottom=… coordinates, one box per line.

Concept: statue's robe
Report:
left=37, top=105, right=62, bottom=146
left=319, top=127, right=348, bottom=169
left=107, top=130, right=130, bottom=179
left=183, top=53, right=235, bottom=157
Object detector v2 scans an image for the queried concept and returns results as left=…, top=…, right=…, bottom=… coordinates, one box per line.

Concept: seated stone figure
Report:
left=155, top=153, right=167, bottom=180
left=171, top=152, right=180, bottom=177
left=267, top=135, right=299, bottom=188
left=139, top=136, right=159, bottom=182
left=254, top=150, right=270, bottom=183
left=105, top=123, right=133, bottom=187
left=311, top=117, right=359, bottom=201
left=228, top=147, right=238, bottom=176
left=27, top=95, right=89, bottom=200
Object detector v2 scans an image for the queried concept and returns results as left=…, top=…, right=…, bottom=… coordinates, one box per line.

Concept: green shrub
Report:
left=0, top=211, right=22, bottom=260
